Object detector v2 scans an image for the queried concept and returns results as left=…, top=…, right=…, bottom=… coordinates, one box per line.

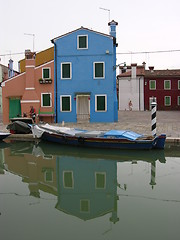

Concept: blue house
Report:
left=51, top=20, right=118, bottom=123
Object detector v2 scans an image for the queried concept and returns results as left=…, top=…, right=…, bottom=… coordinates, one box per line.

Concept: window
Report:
left=164, top=96, right=171, bottom=106
left=41, top=93, right=52, bottom=107
left=42, top=68, right=50, bottom=79
left=178, top=80, right=180, bottom=89
left=95, top=95, right=107, bottom=112
left=164, top=80, right=171, bottom=90
left=149, top=80, right=156, bottom=90
left=77, top=35, right=88, bottom=49
left=61, top=63, right=71, bottom=79
left=178, top=96, right=180, bottom=106
left=60, top=95, right=71, bottom=112
left=63, top=171, right=74, bottom=188
left=94, top=62, right=105, bottom=79
left=44, top=169, right=53, bottom=182
left=95, top=172, right=106, bottom=189
left=80, top=200, right=90, bottom=212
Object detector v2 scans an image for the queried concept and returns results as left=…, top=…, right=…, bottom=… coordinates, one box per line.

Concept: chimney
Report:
left=131, top=63, right=137, bottom=79
left=142, top=62, right=146, bottom=69
left=25, top=50, right=36, bottom=89
left=8, top=59, right=14, bottom=78
left=149, top=66, right=154, bottom=72
left=108, top=20, right=118, bottom=38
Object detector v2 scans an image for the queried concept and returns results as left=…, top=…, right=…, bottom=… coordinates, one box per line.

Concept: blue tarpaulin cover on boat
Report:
left=104, top=130, right=143, bottom=140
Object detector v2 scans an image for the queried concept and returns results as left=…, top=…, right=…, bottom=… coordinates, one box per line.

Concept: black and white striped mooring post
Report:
left=151, top=99, right=157, bottom=136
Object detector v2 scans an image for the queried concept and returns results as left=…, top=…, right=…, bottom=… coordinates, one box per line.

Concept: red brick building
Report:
left=144, top=67, right=180, bottom=110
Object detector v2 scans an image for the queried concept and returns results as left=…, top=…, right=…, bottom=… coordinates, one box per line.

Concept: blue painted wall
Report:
left=52, top=22, right=118, bottom=123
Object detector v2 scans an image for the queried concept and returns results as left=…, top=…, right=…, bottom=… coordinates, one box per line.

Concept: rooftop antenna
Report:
left=99, top=7, right=111, bottom=22
left=24, top=33, right=35, bottom=52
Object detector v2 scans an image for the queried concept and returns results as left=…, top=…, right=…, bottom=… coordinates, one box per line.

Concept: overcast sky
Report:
left=1, top=0, right=180, bottom=71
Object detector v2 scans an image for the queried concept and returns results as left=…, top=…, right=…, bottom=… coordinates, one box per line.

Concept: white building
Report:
left=117, top=63, right=145, bottom=111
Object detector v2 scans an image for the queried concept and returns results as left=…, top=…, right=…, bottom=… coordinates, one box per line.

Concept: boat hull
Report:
left=0, top=132, right=11, bottom=141
left=41, top=131, right=166, bottom=150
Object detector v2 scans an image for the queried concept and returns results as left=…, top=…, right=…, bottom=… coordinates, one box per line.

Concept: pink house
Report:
left=2, top=50, right=54, bottom=124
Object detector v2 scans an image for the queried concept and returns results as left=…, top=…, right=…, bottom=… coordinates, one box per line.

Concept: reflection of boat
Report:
left=32, top=124, right=166, bottom=150
left=37, top=141, right=166, bottom=163
left=0, top=132, right=11, bottom=141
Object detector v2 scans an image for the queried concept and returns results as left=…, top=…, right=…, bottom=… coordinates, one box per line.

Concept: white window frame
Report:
left=41, top=93, right=52, bottom=107
left=63, top=171, right=74, bottom=189
left=44, top=170, right=53, bottom=183
left=164, top=80, right=171, bottom=90
left=42, top=67, right=51, bottom=79
left=164, top=96, right=171, bottom=106
left=93, top=62, right=105, bottom=79
left=149, top=80, right=156, bottom=90
left=178, top=96, right=180, bottom=106
left=77, top=35, right=88, bottom=49
left=95, top=172, right=106, bottom=189
left=95, top=94, right=107, bottom=112
left=61, top=62, right=72, bottom=79
left=60, top=95, right=72, bottom=112
left=178, top=80, right=180, bottom=90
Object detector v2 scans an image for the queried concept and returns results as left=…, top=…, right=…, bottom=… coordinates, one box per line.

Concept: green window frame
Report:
left=80, top=199, right=90, bottom=212
left=149, top=80, right=156, bottom=90
left=77, top=35, right=88, bottom=49
left=95, top=95, right=107, bottom=112
left=63, top=171, right=74, bottom=188
left=164, top=96, right=171, bottom=106
left=61, top=63, right=71, bottom=79
left=94, top=62, right=105, bottom=78
left=164, top=80, right=171, bottom=90
left=95, top=172, right=106, bottom=189
left=42, top=68, right=50, bottom=79
left=60, top=95, right=71, bottom=112
left=41, top=93, right=52, bottom=107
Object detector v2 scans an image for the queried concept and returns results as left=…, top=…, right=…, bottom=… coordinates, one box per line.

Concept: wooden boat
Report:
left=0, top=132, right=11, bottom=141
left=32, top=124, right=166, bottom=150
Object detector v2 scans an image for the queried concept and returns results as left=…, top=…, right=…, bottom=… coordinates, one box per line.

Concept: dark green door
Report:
left=9, top=98, right=21, bottom=119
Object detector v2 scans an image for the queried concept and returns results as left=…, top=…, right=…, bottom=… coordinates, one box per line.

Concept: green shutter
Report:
left=97, top=96, right=105, bottom=111
left=96, top=173, right=105, bottom=188
left=43, top=94, right=50, bottom=106
left=80, top=200, right=89, bottom=212
left=150, top=80, right=156, bottom=89
left=165, top=80, right=170, bottom=89
left=62, top=97, right=70, bottom=111
left=95, top=63, right=104, bottom=78
left=43, top=69, right=50, bottom=79
left=62, top=64, right=70, bottom=78
left=79, top=36, right=87, bottom=48
left=64, top=172, right=73, bottom=188
left=165, top=96, right=170, bottom=105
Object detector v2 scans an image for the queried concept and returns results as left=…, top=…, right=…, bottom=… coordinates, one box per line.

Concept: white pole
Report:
left=151, top=100, right=157, bottom=136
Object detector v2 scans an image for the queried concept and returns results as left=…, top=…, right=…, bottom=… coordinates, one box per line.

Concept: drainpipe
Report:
left=51, top=40, right=58, bottom=123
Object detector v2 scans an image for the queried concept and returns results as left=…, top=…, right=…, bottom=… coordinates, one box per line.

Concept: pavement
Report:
left=0, top=111, right=180, bottom=143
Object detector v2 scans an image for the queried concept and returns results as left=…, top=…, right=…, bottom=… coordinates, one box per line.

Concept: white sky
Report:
left=1, top=0, right=180, bottom=71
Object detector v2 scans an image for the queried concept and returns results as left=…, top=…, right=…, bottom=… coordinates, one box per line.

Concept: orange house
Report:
left=2, top=48, right=54, bottom=124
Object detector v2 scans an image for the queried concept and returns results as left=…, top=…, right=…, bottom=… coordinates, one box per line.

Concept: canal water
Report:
left=0, top=140, right=180, bottom=240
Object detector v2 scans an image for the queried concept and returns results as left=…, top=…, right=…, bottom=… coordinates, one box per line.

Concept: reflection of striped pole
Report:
left=150, top=161, right=156, bottom=189
left=151, top=100, right=157, bottom=136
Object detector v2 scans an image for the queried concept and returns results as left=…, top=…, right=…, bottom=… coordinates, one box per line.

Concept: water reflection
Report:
left=0, top=140, right=177, bottom=224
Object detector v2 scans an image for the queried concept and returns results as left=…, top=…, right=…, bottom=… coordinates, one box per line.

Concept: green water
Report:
left=0, top=141, right=180, bottom=240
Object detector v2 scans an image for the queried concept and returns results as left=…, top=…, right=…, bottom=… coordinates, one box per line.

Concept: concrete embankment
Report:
left=1, top=111, right=179, bottom=144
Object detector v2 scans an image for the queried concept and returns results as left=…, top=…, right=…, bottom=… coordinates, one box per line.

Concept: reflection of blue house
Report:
left=56, top=156, right=119, bottom=223
left=51, top=20, right=118, bottom=123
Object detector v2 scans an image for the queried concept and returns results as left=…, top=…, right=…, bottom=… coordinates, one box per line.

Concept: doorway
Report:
left=76, top=95, right=90, bottom=122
